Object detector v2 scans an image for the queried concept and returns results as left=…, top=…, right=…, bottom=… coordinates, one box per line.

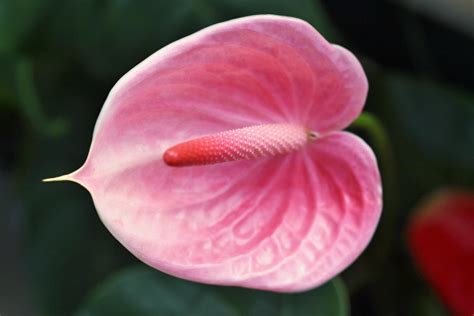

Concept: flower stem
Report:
left=350, top=112, right=398, bottom=208
left=347, top=112, right=399, bottom=289
left=350, top=112, right=395, bottom=187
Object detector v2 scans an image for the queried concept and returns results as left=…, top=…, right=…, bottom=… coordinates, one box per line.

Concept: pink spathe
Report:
left=48, top=15, right=382, bottom=292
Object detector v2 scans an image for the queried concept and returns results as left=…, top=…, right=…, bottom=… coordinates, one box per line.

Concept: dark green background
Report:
left=1, top=0, right=473, bottom=315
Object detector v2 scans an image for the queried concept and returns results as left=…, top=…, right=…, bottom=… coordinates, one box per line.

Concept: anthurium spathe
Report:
left=408, top=190, right=474, bottom=315
left=45, top=15, right=382, bottom=292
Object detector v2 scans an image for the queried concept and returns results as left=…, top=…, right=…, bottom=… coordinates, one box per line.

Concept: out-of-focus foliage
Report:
left=75, top=266, right=348, bottom=316
left=0, top=0, right=472, bottom=315
left=384, top=75, right=474, bottom=171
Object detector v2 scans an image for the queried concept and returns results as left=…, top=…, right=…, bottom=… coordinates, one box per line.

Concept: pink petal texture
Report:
left=59, top=15, right=381, bottom=292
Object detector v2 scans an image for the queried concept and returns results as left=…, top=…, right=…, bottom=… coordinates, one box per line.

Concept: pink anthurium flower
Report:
left=408, top=190, right=474, bottom=315
left=45, top=15, right=382, bottom=292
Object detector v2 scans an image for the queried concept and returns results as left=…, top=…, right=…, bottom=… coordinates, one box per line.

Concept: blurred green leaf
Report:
left=206, top=0, right=338, bottom=40
left=75, top=266, right=239, bottom=316
left=281, top=277, right=349, bottom=316
left=48, top=0, right=201, bottom=81
left=384, top=74, right=474, bottom=171
left=44, top=0, right=337, bottom=81
left=345, top=71, right=474, bottom=314
left=14, top=58, right=69, bottom=137
left=217, top=277, right=348, bottom=316
left=0, top=0, right=55, bottom=55
left=75, top=265, right=348, bottom=316
left=415, top=291, right=450, bottom=316
left=0, top=57, right=17, bottom=108
left=25, top=182, right=135, bottom=315
left=20, top=87, right=135, bottom=315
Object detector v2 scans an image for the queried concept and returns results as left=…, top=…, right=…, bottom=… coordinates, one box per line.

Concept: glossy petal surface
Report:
left=66, top=15, right=380, bottom=291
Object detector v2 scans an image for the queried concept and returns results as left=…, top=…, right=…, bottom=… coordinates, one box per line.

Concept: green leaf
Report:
left=75, top=265, right=348, bottom=316
left=206, top=0, right=338, bottom=40
left=20, top=89, right=135, bottom=315
left=14, top=58, right=69, bottom=137
left=0, top=57, right=17, bottom=108
left=46, top=0, right=338, bottom=81
left=51, top=0, right=202, bottom=80
left=281, top=278, right=349, bottom=316
left=415, top=291, right=450, bottom=316
left=0, top=0, right=55, bottom=54
left=75, top=266, right=239, bottom=316
left=384, top=74, right=474, bottom=172
left=215, top=277, right=348, bottom=316
left=24, top=182, right=135, bottom=315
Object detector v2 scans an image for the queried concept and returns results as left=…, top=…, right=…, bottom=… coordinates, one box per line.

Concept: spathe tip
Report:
left=42, top=174, right=74, bottom=183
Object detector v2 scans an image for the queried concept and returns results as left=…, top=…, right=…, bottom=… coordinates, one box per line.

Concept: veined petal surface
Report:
left=66, top=15, right=380, bottom=292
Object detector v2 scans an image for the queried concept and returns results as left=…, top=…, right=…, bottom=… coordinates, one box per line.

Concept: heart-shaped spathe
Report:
left=45, top=15, right=382, bottom=292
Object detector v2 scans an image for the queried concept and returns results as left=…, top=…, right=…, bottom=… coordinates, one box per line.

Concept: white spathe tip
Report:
left=42, top=174, right=73, bottom=183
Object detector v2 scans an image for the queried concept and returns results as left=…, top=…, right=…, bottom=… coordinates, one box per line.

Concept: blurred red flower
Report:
left=408, top=190, right=474, bottom=315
